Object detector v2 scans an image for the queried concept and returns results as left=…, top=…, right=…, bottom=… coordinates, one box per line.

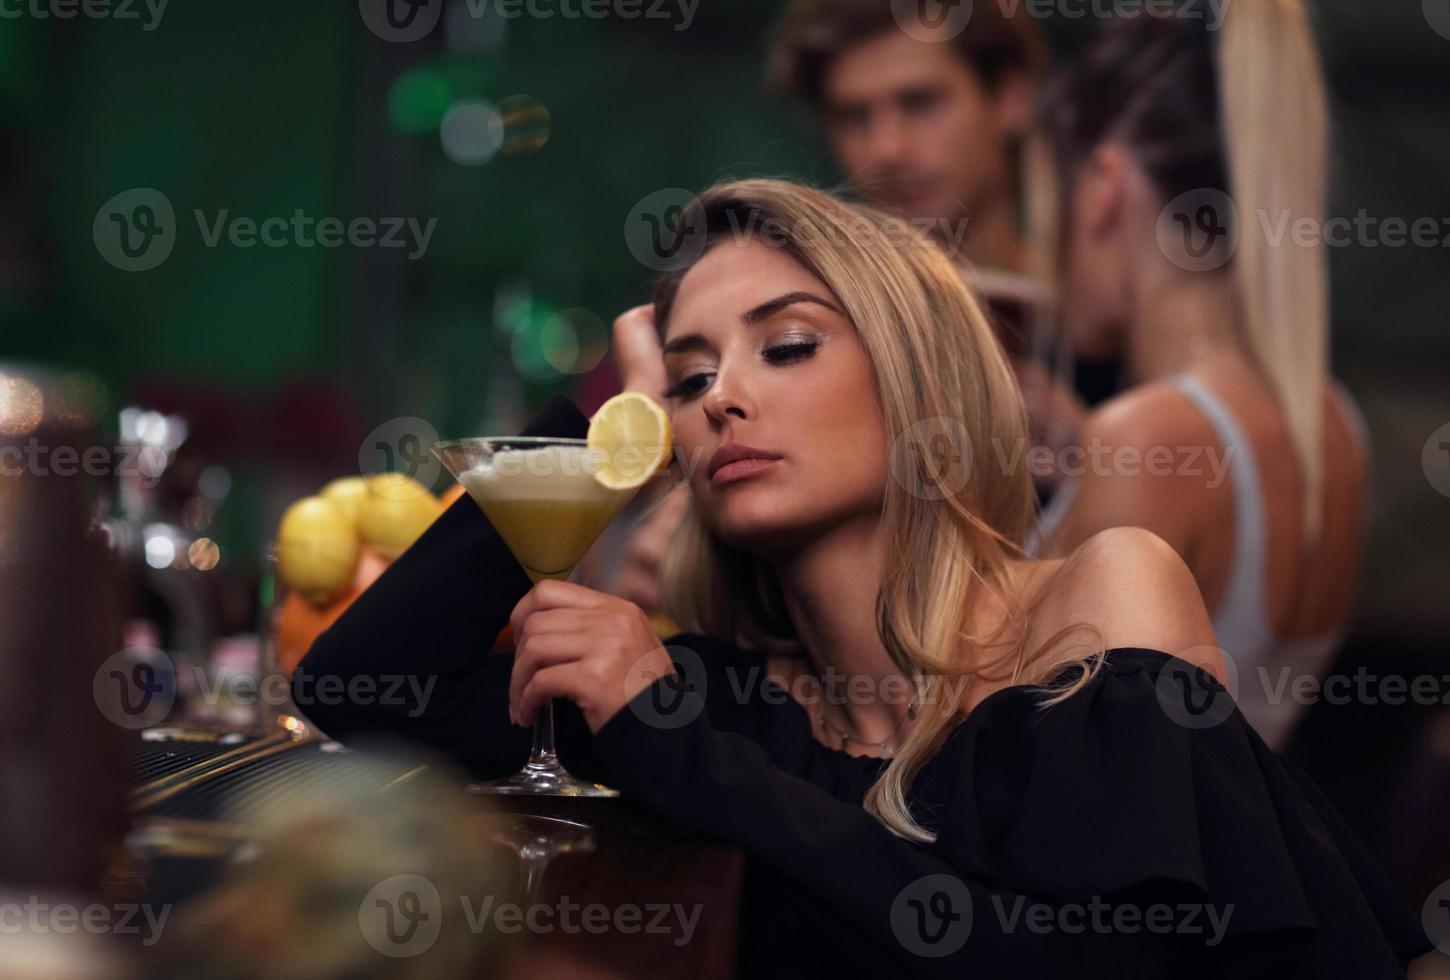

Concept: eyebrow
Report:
left=660, top=291, right=844, bottom=357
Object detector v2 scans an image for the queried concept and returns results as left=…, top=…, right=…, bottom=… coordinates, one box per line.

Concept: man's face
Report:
left=821, top=31, right=1024, bottom=229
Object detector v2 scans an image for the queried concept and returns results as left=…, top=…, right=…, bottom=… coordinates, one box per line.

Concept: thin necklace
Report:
left=814, top=679, right=922, bottom=758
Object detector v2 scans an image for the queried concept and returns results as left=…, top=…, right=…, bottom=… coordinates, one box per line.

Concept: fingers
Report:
left=508, top=579, right=609, bottom=641
left=516, top=661, right=592, bottom=728
left=612, top=304, right=667, bottom=397
left=508, top=630, right=590, bottom=717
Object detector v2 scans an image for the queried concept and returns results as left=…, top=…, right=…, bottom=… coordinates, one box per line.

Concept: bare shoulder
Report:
left=1082, top=381, right=1214, bottom=449
left=1025, top=528, right=1226, bottom=683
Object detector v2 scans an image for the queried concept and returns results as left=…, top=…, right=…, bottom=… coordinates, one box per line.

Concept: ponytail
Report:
left=1036, top=1, right=1332, bottom=546
left=1218, top=0, right=1330, bottom=544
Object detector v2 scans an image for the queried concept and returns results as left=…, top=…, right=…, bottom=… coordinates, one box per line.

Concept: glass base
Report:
left=466, top=760, right=620, bottom=798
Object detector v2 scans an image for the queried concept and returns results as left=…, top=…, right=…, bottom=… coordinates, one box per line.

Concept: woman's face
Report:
left=659, top=236, right=890, bottom=555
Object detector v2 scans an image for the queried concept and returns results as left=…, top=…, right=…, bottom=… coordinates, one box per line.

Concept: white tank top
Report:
left=1026, top=374, right=1362, bottom=749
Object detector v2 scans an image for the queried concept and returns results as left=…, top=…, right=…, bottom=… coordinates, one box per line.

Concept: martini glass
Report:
left=433, top=436, right=656, bottom=797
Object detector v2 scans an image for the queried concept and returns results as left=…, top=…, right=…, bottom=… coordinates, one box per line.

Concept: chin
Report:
left=702, top=493, right=811, bottom=555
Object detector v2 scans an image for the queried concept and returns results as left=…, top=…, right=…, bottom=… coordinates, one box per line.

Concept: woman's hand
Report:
left=507, top=579, right=677, bottom=734
left=612, top=304, right=667, bottom=399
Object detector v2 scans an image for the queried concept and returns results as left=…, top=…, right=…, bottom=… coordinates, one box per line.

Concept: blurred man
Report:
left=767, top=0, right=1047, bottom=279
left=765, top=0, right=1117, bottom=432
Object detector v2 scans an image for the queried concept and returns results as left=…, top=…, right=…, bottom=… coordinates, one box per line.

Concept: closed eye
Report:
left=661, top=340, right=820, bottom=401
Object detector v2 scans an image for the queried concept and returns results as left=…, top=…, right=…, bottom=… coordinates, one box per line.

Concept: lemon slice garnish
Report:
left=587, top=392, right=673, bottom=490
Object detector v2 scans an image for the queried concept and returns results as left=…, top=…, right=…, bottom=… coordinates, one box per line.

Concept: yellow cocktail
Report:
left=432, top=393, right=673, bottom=797
left=459, top=442, right=636, bottom=583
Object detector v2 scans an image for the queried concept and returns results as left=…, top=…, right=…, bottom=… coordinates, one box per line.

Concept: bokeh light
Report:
left=145, top=533, right=176, bottom=570
left=188, top=537, right=221, bottom=571
left=499, top=95, right=550, bottom=155
left=0, top=375, right=45, bottom=438
left=387, top=68, right=453, bottom=135
left=541, top=308, right=608, bottom=374
left=439, top=99, right=503, bottom=166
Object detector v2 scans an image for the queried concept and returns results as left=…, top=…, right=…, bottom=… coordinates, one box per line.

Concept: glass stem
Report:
left=525, top=700, right=560, bottom=770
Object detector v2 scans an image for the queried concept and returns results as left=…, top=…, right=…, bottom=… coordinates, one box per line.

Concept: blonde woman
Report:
left=1024, top=4, right=1367, bottom=752
left=297, top=179, right=1427, bottom=975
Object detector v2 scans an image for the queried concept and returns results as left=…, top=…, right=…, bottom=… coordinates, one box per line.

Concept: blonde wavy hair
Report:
left=652, top=178, right=1103, bottom=843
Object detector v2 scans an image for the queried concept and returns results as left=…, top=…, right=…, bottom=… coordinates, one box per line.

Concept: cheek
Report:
left=832, top=133, right=871, bottom=176
left=803, top=362, right=890, bottom=503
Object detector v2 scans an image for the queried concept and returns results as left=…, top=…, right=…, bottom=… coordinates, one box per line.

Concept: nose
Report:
left=701, top=364, right=753, bottom=426
left=864, top=110, right=910, bottom=169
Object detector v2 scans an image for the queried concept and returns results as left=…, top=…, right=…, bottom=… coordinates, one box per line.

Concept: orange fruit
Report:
left=275, top=590, right=352, bottom=677
left=274, top=546, right=394, bottom=676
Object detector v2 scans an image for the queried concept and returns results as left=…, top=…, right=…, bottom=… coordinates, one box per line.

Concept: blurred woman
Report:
left=1025, top=2, right=1368, bottom=749
left=296, top=179, right=1425, bottom=976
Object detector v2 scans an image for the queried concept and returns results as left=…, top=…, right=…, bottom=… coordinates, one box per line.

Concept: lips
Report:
left=707, top=443, right=783, bottom=481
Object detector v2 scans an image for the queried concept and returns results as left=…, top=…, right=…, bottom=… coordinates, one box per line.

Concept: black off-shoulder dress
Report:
left=293, top=395, right=1433, bottom=979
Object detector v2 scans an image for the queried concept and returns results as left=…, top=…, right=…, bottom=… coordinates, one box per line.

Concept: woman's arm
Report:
left=588, top=670, right=1171, bottom=977
left=289, top=395, right=612, bottom=783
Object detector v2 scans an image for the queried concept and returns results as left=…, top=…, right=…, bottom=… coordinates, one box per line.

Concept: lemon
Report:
left=587, top=392, right=672, bottom=490
left=276, top=496, right=360, bottom=606
left=367, top=472, right=432, bottom=503
left=320, top=476, right=370, bottom=523
left=357, top=474, right=443, bottom=558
